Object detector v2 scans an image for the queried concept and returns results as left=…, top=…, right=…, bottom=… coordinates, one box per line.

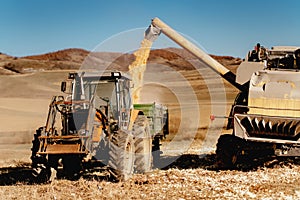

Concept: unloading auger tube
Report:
left=145, top=17, right=246, bottom=91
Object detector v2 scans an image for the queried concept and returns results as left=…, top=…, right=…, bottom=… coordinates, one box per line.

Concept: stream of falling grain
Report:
left=128, top=38, right=153, bottom=103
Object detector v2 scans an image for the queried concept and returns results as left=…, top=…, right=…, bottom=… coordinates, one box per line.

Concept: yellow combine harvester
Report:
left=146, top=17, right=300, bottom=168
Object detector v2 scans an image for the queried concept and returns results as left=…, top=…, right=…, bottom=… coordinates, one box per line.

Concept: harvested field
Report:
left=0, top=154, right=300, bottom=199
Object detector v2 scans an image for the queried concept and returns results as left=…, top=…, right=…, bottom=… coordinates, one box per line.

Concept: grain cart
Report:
left=146, top=17, right=300, bottom=168
left=31, top=71, right=168, bottom=181
left=134, top=103, right=169, bottom=165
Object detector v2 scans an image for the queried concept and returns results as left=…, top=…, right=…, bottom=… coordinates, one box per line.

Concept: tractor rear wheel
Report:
left=108, top=130, right=135, bottom=181
left=133, top=115, right=153, bottom=173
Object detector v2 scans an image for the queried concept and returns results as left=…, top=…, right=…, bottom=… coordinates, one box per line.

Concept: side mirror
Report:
left=61, top=81, right=66, bottom=92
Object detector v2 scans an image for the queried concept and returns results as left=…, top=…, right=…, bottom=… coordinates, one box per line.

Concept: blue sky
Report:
left=0, top=0, right=300, bottom=57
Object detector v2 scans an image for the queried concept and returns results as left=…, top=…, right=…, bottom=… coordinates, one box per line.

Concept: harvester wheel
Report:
left=133, top=115, right=153, bottom=173
left=216, top=134, right=242, bottom=169
left=108, top=130, right=135, bottom=181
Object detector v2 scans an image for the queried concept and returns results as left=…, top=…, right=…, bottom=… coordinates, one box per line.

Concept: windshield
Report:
left=73, top=78, right=116, bottom=111
left=72, top=76, right=131, bottom=125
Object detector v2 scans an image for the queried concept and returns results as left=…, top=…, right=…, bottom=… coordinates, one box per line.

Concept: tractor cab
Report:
left=60, top=71, right=133, bottom=134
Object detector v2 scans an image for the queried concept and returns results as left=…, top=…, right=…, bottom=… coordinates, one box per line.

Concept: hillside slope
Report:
left=0, top=48, right=241, bottom=75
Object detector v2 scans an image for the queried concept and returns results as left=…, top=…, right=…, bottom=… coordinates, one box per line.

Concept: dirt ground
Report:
left=0, top=58, right=300, bottom=199
left=0, top=153, right=300, bottom=199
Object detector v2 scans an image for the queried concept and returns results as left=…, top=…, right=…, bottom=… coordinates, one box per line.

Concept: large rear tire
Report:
left=108, top=130, right=135, bottom=181
left=133, top=115, right=153, bottom=173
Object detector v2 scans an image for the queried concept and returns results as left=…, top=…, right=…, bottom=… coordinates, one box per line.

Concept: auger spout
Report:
left=145, top=17, right=246, bottom=91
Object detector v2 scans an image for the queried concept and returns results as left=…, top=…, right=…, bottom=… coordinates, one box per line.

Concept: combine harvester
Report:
left=146, top=17, right=300, bottom=168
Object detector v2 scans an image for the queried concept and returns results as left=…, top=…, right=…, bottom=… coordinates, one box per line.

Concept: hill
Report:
left=0, top=48, right=241, bottom=75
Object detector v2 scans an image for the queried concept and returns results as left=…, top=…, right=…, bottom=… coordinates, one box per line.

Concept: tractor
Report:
left=31, top=71, right=168, bottom=181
